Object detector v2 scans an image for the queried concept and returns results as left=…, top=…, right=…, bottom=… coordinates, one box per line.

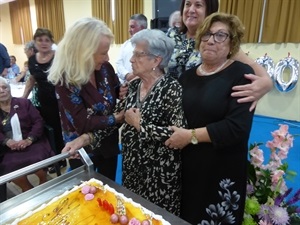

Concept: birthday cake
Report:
left=10, top=178, right=171, bottom=225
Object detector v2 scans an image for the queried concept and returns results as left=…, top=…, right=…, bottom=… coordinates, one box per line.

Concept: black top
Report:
left=28, top=55, right=64, bottom=153
left=179, top=61, right=255, bottom=225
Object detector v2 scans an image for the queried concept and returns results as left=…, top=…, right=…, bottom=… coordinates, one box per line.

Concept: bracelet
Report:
left=26, top=136, right=34, bottom=143
left=87, top=132, right=94, bottom=144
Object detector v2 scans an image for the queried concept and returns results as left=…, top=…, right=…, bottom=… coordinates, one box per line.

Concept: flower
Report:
left=243, top=124, right=300, bottom=225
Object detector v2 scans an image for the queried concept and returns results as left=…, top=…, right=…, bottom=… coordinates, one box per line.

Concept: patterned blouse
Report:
left=55, top=62, right=120, bottom=158
left=115, top=75, right=187, bottom=216
left=166, top=27, right=201, bottom=79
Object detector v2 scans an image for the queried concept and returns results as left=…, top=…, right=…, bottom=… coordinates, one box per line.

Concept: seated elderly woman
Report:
left=62, top=29, right=186, bottom=216
left=0, top=77, right=54, bottom=193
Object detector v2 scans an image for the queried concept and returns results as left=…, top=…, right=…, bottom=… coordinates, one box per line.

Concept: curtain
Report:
left=34, top=0, right=66, bottom=43
left=219, top=0, right=264, bottom=43
left=91, top=0, right=113, bottom=30
left=114, top=0, right=144, bottom=44
left=9, top=0, right=33, bottom=44
left=262, top=0, right=300, bottom=43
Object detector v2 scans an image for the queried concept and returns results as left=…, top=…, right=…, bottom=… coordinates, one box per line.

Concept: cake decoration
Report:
left=10, top=178, right=170, bottom=225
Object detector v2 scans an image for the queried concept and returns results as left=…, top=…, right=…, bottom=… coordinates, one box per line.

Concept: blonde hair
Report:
left=48, top=17, right=114, bottom=88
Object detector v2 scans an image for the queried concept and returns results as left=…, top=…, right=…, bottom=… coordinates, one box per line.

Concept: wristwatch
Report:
left=26, top=136, right=35, bottom=143
left=190, top=129, right=198, bottom=145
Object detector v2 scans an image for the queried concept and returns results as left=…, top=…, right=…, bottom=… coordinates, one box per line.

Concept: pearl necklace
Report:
left=198, top=59, right=229, bottom=76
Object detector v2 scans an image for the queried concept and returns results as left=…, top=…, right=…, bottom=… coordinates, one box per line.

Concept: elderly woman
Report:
left=165, top=13, right=255, bottom=224
left=48, top=17, right=124, bottom=181
left=114, top=29, right=186, bottom=215
left=0, top=77, right=54, bottom=192
left=61, top=29, right=186, bottom=215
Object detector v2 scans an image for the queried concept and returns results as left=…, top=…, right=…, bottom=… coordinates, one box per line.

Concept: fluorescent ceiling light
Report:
left=0, top=0, right=16, bottom=4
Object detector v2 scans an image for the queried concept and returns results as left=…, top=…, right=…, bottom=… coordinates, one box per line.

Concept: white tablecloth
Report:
left=10, top=83, right=32, bottom=99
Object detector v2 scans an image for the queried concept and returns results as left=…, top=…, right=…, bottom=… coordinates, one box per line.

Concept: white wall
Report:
left=241, top=43, right=300, bottom=121
left=0, top=0, right=299, bottom=121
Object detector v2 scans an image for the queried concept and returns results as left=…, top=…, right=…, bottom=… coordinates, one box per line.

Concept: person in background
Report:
left=24, top=41, right=38, bottom=58
left=22, top=28, right=66, bottom=173
left=15, top=61, right=30, bottom=83
left=168, top=10, right=182, bottom=29
left=23, top=41, right=40, bottom=109
left=6, top=56, right=20, bottom=80
left=48, top=17, right=124, bottom=181
left=0, top=43, right=9, bottom=202
left=0, top=43, right=10, bottom=77
left=165, top=12, right=255, bottom=224
left=0, top=77, right=54, bottom=193
left=167, top=0, right=272, bottom=111
left=115, top=14, right=147, bottom=83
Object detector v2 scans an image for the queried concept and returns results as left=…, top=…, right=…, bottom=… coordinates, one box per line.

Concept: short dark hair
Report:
left=130, top=14, right=148, bottom=29
left=179, top=0, right=219, bottom=34
left=33, top=28, right=54, bottom=42
left=10, top=55, right=16, bottom=61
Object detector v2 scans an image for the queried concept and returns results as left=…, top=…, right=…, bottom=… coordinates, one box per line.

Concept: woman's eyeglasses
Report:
left=201, top=31, right=230, bottom=43
left=132, top=51, right=157, bottom=59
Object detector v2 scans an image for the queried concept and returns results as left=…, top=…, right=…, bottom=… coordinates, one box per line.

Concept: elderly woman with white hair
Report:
left=116, top=29, right=186, bottom=215
left=0, top=77, right=54, bottom=194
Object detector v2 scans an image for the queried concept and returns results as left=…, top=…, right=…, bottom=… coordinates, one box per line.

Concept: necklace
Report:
left=198, top=59, right=229, bottom=76
left=136, top=75, right=164, bottom=108
left=40, top=52, right=52, bottom=61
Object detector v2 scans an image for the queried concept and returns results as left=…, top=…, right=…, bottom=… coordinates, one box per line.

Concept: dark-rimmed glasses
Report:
left=201, top=31, right=230, bottom=43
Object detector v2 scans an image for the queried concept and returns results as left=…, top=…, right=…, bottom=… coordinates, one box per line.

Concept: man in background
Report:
left=7, top=55, right=20, bottom=80
left=115, top=14, right=147, bottom=83
left=0, top=43, right=10, bottom=78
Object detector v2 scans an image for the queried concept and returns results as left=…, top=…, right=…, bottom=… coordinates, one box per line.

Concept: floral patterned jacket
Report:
left=166, top=27, right=201, bottom=79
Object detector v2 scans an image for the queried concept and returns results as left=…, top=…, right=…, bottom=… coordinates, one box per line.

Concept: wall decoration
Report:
left=255, top=53, right=275, bottom=78
left=274, top=53, right=299, bottom=93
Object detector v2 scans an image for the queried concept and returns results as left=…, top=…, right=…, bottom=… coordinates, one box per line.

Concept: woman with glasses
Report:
left=165, top=13, right=255, bottom=224
left=113, top=29, right=186, bottom=216
left=167, top=0, right=272, bottom=112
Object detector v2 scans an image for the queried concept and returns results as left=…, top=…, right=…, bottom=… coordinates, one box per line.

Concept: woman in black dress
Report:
left=166, top=13, right=255, bottom=224
left=22, top=29, right=64, bottom=168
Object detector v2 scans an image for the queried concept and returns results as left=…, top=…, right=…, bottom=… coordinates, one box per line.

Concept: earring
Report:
left=153, top=67, right=156, bottom=71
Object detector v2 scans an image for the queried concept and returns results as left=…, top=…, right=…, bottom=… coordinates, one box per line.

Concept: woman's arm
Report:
left=231, top=49, right=273, bottom=111
left=125, top=81, right=186, bottom=142
left=22, top=75, right=35, bottom=98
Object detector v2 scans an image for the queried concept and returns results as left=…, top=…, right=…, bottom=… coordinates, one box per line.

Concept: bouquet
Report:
left=243, top=124, right=300, bottom=225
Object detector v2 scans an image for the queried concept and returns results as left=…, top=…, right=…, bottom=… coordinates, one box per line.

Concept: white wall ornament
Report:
left=255, top=54, right=275, bottom=78
left=274, top=54, right=299, bottom=93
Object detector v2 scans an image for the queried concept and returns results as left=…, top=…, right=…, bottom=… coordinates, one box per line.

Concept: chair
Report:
left=43, top=124, right=62, bottom=176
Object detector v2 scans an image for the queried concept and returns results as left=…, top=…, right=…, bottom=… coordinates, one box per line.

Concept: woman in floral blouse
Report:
left=48, top=18, right=124, bottom=180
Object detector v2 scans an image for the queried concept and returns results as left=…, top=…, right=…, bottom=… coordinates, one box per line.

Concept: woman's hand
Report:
left=231, top=49, right=273, bottom=111
left=16, top=138, right=33, bottom=150
left=114, top=110, right=125, bottom=124
left=119, top=83, right=129, bottom=100
left=6, top=139, right=19, bottom=150
left=125, top=108, right=141, bottom=131
left=61, top=134, right=90, bottom=159
left=232, top=73, right=272, bottom=111
left=165, top=126, right=191, bottom=150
